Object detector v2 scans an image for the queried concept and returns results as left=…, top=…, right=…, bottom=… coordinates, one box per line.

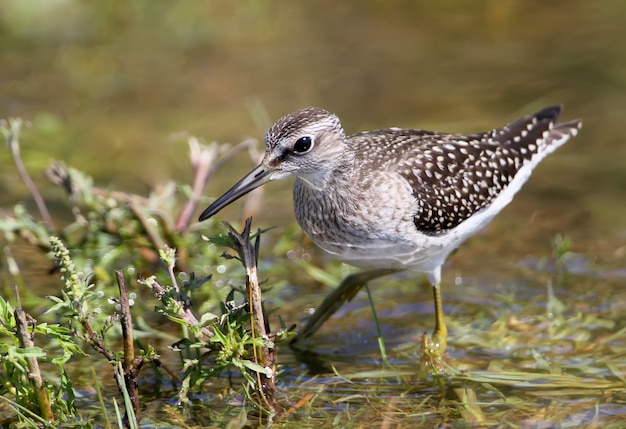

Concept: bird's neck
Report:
left=297, top=151, right=356, bottom=191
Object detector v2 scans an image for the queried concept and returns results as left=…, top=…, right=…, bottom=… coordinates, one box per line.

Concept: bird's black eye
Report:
left=293, top=136, right=313, bottom=154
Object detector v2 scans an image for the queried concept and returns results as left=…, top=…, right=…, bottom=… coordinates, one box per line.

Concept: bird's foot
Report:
left=419, top=332, right=448, bottom=375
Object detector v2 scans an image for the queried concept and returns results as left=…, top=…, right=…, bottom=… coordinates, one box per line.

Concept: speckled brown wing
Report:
left=348, top=106, right=580, bottom=234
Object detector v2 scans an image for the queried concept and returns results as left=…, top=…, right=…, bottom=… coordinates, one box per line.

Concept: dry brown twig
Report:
left=224, top=218, right=279, bottom=414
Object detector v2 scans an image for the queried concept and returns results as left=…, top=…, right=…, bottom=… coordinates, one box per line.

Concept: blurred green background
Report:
left=2, top=1, right=626, bottom=425
left=2, top=0, right=625, bottom=314
left=1, top=1, right=624, bottom=241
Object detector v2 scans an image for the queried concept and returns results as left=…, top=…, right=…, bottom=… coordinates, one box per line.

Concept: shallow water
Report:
left=1, top=1, right=626, bottom=427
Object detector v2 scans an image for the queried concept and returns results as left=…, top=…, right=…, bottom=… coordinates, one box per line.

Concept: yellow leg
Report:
left=431, top=283, right=447, bottom=355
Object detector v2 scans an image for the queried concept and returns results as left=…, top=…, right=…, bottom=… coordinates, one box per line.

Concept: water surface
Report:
left=1, top=1, right=625, bottom=427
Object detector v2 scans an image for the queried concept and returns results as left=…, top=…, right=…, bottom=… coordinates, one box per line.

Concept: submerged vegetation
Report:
left=1, top=116, right=626, bottom=428
left=1, top=0, right=626, bottom=426
left=0, top=118, right=287, bottom=426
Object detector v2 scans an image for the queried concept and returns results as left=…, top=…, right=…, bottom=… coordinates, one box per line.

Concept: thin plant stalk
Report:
left=365, top=283, right=389, bottom=366
left=2, top=118, right=54, bottom=229
left=14, top=305, right=54, bottom=422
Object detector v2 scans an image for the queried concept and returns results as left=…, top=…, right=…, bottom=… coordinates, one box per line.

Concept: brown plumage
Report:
left=199, top=105, right=582, bottom=353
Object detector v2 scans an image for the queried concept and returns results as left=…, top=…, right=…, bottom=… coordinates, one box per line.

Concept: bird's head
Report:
left=198, top=107, right=347, bottom=221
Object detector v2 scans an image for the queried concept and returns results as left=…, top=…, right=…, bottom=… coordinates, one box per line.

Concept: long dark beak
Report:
left=198, top=164, right=273, bottom=221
